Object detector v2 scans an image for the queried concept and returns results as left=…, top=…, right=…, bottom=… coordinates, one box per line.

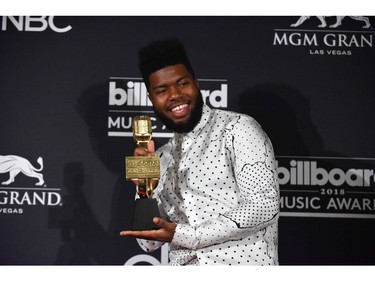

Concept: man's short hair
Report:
left=138, top=38, right=196, bottom=89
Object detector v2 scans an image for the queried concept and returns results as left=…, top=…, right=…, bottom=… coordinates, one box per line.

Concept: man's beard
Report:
left=154, top=93, right=204, bottom=134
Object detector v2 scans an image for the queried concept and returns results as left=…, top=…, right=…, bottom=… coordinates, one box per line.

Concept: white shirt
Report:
left=137, top=104, right=279, bottom=265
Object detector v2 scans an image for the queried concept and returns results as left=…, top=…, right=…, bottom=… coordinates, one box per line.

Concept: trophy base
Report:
left=131, top=198, right=160, bottom=231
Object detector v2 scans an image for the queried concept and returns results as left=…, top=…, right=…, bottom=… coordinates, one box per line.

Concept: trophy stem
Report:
left=138, top=141, right=149, bottom=151
left=137, top=178, right=154, bottom=198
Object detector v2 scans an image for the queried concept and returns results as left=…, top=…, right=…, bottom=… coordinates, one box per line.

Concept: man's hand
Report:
left=120, top=217, right=176, bottom=243
left=134, top=140, right=155, bottom=156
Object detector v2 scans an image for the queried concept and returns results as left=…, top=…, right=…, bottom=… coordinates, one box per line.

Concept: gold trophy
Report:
left=125, top=115, right=160, bottom=230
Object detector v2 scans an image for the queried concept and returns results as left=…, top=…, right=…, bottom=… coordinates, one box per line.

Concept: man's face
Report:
left=148, top=64, right=203, bottom=133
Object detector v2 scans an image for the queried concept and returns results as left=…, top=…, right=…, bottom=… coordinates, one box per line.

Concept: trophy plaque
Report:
left=125, top=115, right=161, bottom=231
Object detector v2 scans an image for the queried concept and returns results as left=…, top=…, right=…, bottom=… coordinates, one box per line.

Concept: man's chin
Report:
left=155, top=112, right=196, bottom=133
left=165, top=120, right=195, bottom=134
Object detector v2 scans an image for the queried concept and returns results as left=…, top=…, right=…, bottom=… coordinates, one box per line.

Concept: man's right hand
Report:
left=134, top=140, right=155, bottom=156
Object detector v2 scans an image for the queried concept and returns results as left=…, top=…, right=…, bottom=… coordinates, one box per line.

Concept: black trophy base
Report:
left=131, top=198, right=160, bottom=231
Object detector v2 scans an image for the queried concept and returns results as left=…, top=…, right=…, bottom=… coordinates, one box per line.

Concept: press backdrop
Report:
left=1, top=16, right=374, bottom=265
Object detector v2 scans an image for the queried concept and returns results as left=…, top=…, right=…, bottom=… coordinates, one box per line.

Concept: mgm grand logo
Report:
left=0, top=155, right=44, bottom=186
left=273, top=16, right=374, bottom=56
left=290, top=16, right=372, bottom=29
left=0, top=155, right=62, bottom=214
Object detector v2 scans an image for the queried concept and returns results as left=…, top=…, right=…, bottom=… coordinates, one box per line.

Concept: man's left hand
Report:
left=120, top=217, right=176, bottom=243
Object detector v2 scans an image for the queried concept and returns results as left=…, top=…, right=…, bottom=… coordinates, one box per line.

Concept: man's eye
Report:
left=179, top=81, right=188, bottom=87
left=156, top=88, right=167, bottom=94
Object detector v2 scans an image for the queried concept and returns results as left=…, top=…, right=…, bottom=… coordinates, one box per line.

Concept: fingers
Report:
left=132, top=179, right=139, bottom=186
left=119, top=230, right=147, bottom=237
left=134, top=147, right=147, bottom=156
left=134, top=140, right=155, bottom=156
left=148, top=140, right=155, bottom=155
left=119, top=218, right=169, bottom=235
left=153, top=217, right=166, bottom=228
left=119, top=217, right=162, bottom=237
left=152, top=217, right=162, bottom=226
left=153, top=217, right=176, bottom=234
left=119, top=227, right=158, bottom=238
left=119, top=217, right=176, bottom=242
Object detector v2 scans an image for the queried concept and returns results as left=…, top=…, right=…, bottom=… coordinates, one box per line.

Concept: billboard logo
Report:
left=109, top=80, right=152, bottom=107
left=0, top=155, right=44, bottom=186
left=108, top=77, right=228, bottom=138
left=278, top=156, right=375, bottom=219
left=278, top=160, right=374, bottom=187
left=109, top=79, right=228, bottom=108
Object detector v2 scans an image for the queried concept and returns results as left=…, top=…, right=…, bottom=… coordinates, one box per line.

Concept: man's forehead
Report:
left=149, top=64, right=191, bottom=85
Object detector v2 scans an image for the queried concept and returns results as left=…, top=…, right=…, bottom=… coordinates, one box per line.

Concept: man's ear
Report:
left=147, top=93, right=154, bottom=104
left=195, top=79, right=199, bottom=88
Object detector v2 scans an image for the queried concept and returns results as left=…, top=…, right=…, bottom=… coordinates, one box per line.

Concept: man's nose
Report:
left=168, top=85, right=182, bottom=100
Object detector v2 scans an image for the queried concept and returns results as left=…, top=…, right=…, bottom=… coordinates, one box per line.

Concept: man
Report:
left=120, top=38, right=279, bottom=265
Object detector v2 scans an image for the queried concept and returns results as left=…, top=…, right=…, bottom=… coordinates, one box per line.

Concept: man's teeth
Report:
left=171, top=104, right=188, bottom=112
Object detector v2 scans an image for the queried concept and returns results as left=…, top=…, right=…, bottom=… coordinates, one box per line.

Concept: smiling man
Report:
left=120, top=38, right=280, bottom=266
left=148, top=63, right=203, bottom=134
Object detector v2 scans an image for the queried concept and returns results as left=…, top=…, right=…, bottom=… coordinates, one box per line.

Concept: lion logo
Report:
left=291, top=16, right=372, bottom=29
left=0, top=155, right=45, bottom=186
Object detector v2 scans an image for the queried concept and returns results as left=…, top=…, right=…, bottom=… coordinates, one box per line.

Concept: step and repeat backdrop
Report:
left=1, top=16, right=374, bottom=265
